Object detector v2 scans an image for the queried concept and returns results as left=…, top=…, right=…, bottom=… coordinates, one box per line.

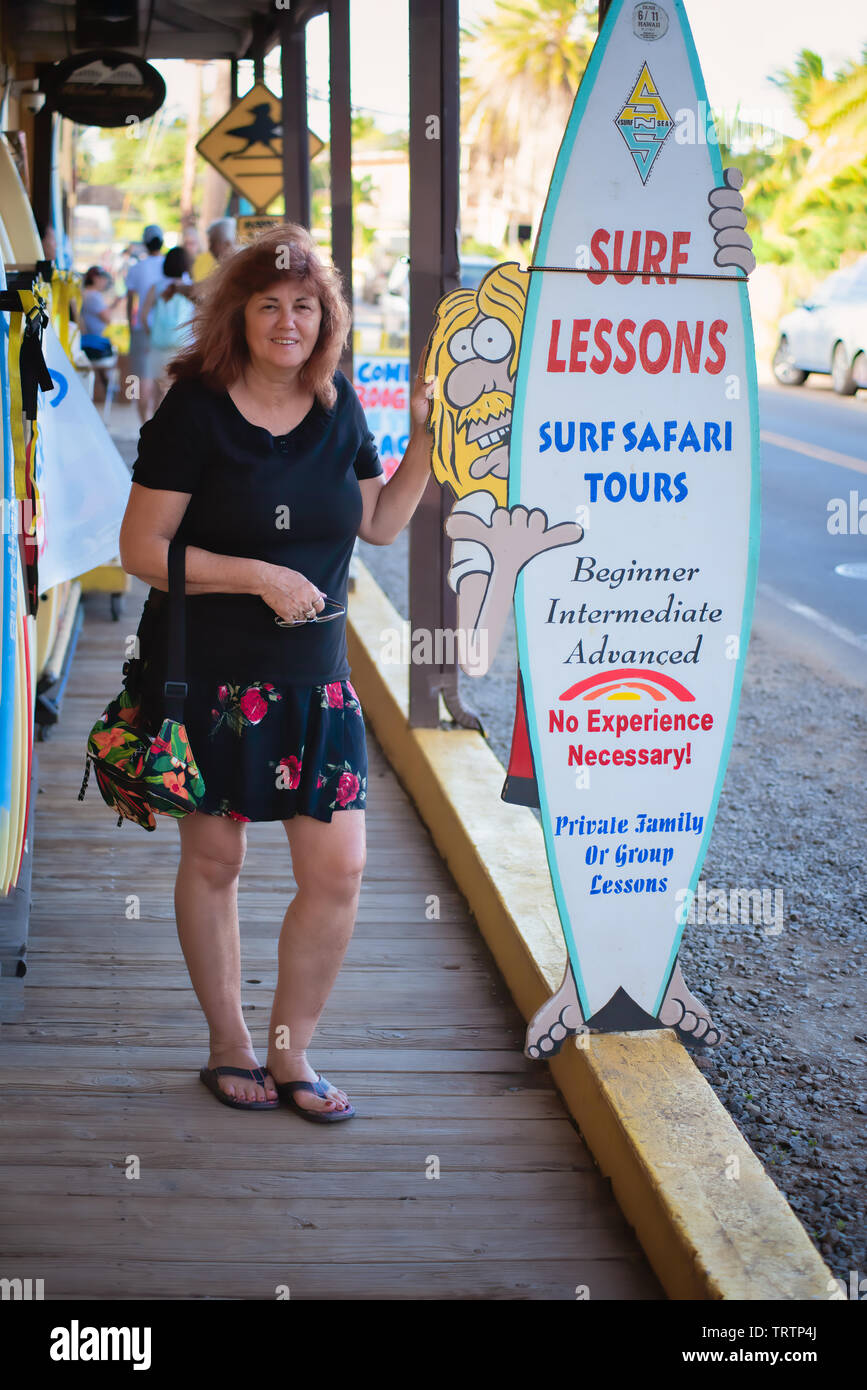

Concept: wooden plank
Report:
left=0, top=1165, right=598, bottom=1198
left=0, top=1023, right=526, bottom=1050
left=0, top=1140, right=590, bottom=1172
left=0, top=1045, right=546, bottom=1070
left=1, top=1219, right=634, bottom=1262
left=4, top=1257, right=663, bottom=1300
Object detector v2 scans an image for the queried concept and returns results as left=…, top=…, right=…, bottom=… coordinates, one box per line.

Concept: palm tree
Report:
left=744, top=46, right=867, bottom=271
left=460, top=0, right=597, bottom=250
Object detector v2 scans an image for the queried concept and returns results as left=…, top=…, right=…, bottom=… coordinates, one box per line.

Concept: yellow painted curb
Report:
left=347, top=557, right=835, bottom=1301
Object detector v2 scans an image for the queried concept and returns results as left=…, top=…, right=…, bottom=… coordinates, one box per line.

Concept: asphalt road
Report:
left=756, top=379, right=867, bottom=684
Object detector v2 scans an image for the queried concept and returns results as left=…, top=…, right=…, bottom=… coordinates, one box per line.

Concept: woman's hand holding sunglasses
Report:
left=260, top=563, right=325, bottom=624
left=258, top=562, right=346, bottom=627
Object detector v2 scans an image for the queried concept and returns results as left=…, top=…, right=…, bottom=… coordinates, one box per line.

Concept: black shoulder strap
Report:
left=163, top=535, right=188, bottom=723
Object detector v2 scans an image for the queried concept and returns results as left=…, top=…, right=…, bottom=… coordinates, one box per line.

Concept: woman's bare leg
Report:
left=176, top=811, right=276, bottom=1103
left=265, top=809, right=366, bottom=1114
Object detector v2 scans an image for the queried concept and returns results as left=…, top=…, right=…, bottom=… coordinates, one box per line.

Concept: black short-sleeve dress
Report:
left=127, top=369, right=384, bottom=823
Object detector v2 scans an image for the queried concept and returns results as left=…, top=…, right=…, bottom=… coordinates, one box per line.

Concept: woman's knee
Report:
left=292, top=822, right=366, bottom=900
left=179, top=813, right=246, bottom=886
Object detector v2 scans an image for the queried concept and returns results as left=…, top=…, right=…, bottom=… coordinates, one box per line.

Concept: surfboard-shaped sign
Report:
left=425, top=0, right=759, bottom=1054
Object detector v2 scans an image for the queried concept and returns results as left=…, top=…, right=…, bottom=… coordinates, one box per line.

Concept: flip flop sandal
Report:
left=274, top=1071, right=356, bottom=1123
left=199, top=1064, right=279, bottom=1110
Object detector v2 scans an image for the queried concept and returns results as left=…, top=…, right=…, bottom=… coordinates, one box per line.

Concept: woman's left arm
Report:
left=357, top=348, right=435, bottom=546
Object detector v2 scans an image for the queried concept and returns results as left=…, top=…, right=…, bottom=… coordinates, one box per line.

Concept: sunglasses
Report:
left=274, top=595, right=346, bottom=627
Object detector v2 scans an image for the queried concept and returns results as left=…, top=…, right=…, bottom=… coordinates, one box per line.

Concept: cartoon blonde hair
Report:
left=426, top=261, right=528, bottom=502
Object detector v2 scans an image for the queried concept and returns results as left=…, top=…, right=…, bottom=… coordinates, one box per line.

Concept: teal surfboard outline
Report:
left=508, top=0, right=761, bottom=1022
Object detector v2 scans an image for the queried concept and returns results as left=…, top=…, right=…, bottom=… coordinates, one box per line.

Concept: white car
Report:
left=773, top=255, right=867, bottom=395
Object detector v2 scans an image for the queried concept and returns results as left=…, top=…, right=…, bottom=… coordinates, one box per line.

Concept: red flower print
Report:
left=336, top=771, right=359, bottom=807
left=346, top=681, right=358, bottom=701
left=325, top=681, right=344, bottom=708
left=262, top=683, right=275, bottom=691
left=278, top=754, right=302, bottom=790
left=217, top=685, right=228, bottom=702
left=226, top=809, right=251, bottom=822
left=239, top=687, right=268, bottom=723
left=316, top=774, right=325, bottom=788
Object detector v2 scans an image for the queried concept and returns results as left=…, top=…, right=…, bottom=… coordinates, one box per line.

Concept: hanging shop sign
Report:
left=43, top=51, right=166, bottom=128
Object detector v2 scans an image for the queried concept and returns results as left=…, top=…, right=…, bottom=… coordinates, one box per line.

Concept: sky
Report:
left=149, top=0, right=866, bottom=141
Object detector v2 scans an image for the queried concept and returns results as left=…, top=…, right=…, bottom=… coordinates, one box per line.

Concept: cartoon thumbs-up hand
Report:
left=708, top=167, right=756, bottom=275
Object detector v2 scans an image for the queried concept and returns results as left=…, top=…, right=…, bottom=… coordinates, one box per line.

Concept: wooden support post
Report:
left=329, top=0, right=353, bottom=380
left=278, top=7, right=312, bottom=228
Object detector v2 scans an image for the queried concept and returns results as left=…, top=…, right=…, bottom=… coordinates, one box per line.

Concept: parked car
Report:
left=380, top=253, right=499, bottom=335
left=773, top=255, right=867, bottom=395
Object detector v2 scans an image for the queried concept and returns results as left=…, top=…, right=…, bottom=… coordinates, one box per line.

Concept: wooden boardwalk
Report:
left=0, top=579, right=663, bottom=1300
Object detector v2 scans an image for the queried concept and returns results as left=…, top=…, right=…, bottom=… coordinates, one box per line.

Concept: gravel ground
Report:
left=357, top=531, right=867, bottom=1287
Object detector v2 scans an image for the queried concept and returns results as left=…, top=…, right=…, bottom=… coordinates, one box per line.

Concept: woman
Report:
left=118, top=224, right=434, bottom=1121
left=140, top=247, right=195, bottom=409
left=79, top=266, right=121, bottom=400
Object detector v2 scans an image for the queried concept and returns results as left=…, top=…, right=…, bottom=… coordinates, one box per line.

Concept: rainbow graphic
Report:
left=560, top=668, right=695, bottom=703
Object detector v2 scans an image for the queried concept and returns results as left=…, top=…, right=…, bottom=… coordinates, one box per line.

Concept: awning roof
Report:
left=4, top=0, right=294, bottom=65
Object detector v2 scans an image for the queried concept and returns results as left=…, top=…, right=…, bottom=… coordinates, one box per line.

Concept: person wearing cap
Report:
left=126, top=224, right=165, bottom=424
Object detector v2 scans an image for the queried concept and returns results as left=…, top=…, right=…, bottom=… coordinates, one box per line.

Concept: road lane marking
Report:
left=758, top=582, right=867, bottom=650
left=760, top=430, right=867, bottom=477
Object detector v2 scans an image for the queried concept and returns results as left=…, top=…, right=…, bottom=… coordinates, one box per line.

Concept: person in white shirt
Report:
left=125, top=224, right=165, bottom=424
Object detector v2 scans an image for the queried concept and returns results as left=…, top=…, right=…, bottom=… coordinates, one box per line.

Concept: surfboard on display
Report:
left=423, top=0, right=759, bottom=1056
left=508, top=0, right=759, bottom=1048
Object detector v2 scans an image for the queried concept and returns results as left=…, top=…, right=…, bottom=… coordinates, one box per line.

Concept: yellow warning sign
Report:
left=196, top=82, right=324, bottom=214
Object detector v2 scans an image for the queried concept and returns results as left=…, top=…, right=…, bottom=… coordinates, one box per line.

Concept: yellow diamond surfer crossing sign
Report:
left=196, top=82, right=324, bottom=213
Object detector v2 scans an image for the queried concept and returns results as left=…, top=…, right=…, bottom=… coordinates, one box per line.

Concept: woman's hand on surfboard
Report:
left=445, top=504, right=583, bottom=573
left=410, top=347, right=437, bottom=432
left=707, top=168, right=756, bottom=276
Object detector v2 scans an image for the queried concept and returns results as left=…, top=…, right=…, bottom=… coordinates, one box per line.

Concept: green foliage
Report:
left=85, top=118, right=191, bottom=236
left=743, top=46, right=867, bottom=273
left=460, top=0, right=597, bottom=252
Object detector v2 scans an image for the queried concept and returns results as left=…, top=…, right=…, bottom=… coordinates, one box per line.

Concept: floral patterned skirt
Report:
left=138, top=669, right=368, bottom=823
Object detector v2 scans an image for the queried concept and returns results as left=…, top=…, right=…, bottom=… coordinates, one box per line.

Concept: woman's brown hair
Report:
left=167, top=223, right=352, bottom=410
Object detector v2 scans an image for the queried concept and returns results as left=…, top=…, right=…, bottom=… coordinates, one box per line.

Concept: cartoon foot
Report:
left=658, top=962, right=723, bottom=1048
left=525, top=966, right=585, bottom=1059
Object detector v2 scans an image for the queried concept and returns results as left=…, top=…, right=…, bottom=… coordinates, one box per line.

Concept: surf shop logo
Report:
left=615, top=63, right=673, bottom=184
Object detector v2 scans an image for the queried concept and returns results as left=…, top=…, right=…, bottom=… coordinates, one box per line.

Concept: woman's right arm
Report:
left=118, top=483, right=323, bottom=622
left=119, top=484, right=268, bottom=596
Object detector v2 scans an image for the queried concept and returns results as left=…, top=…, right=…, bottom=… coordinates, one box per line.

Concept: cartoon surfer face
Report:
left=426, top=262, right=528, bottom=509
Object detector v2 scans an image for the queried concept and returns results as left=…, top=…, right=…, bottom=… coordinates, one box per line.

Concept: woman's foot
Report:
left=207, top=1043, right=278, bottom=1104
left=265, top=1052, right=352, bottom=1115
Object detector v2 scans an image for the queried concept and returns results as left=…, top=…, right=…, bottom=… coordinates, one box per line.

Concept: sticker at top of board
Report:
left=633, top=4, right=669, bottom=41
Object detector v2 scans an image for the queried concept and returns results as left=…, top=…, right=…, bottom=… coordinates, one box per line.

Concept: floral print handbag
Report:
left=77, top=538, right=206, bottom=830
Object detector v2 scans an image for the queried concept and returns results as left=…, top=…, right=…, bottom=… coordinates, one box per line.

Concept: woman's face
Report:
left=244, top=279, right=323, bottom=376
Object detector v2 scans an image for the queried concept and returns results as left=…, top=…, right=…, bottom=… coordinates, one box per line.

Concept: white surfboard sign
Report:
left=510, top=0, right=760, bottom=1034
